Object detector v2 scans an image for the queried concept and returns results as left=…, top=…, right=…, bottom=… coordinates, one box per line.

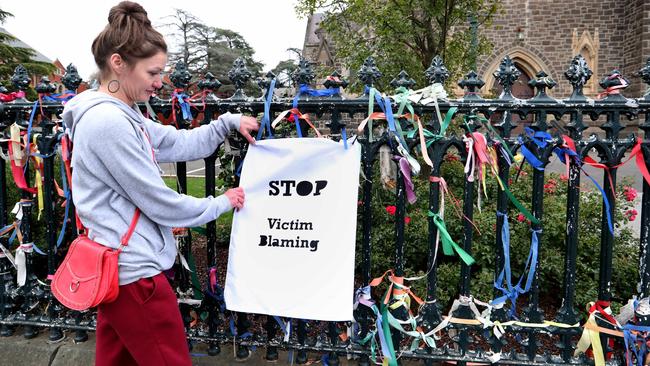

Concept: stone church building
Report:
left=303, top=0, right=650, bottom=99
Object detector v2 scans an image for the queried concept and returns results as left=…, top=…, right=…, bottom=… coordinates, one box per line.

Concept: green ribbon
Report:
left=380, top=300, right=399, bottom=366
left=428, top=211, right=476, bottom=266
left=357, top=324, right=379, bottom=364
left=368, top=87, right=377, bottom=142
left=384, top=310, right=437, bottom=351
left=502, top=184, right=540, bottom=225
left=392, top=87, right=412, bottom=146
left=191, top=226, right=207, bottom=235
left=407, top=106, right=458, bottom=152
left=186, top=249, right=204, bottom=301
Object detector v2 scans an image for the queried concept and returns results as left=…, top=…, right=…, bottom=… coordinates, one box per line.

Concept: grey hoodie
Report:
left=62, top=90, right=241, bottom=285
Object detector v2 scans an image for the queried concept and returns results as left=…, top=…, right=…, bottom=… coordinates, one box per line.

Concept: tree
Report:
left=295, top=0, right=499, bottom=91
left=163, top=10, right=263, bottom=95
left=0, top=9, right=56, bottom=88
left=270, top=48, right=303, bottom=86
left=162, top=9, right=203, bottom=69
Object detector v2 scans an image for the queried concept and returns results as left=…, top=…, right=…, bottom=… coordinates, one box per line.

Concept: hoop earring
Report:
left=107, top=79, right=120, bottom=93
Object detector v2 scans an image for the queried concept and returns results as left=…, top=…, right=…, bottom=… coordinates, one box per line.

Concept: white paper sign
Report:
left=224, top=138, right=361, bottom=321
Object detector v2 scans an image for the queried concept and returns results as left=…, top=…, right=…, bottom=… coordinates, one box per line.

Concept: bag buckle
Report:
left=69, top=280, right=80, bottom=293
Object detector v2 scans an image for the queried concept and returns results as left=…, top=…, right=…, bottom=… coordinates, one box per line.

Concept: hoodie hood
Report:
left=62, top=90, right=145, bottom=139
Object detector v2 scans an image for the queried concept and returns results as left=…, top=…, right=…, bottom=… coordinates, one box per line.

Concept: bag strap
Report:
left=119, top=208, right=141, bottom=248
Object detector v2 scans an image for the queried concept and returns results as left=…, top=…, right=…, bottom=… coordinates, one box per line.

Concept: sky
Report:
left=2, top=1, right=308, bottom=80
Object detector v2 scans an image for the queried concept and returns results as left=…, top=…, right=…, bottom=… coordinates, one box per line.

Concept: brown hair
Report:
left=92, top=1, right=167, bottom=79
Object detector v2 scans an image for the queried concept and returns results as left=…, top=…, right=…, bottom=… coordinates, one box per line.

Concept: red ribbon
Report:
left=596, top=73, right=629, bottom=99
left=284, top=108, right=322, bottom=137
left=589, top=300, right=618, bottom=326
left=564, top=136, right=650, bottom=189
left=209, top=267, right=217, bottom=293
left=7, top=142, right=37, bottom=194
left=0, top=91, right=25, bottom=103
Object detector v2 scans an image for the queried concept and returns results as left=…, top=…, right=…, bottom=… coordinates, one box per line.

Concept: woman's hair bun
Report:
left=108, top=1, right=150, bottom=26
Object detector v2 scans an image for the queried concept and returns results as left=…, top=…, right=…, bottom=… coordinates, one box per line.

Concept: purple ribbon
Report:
left=394, top=156, right=416, bottom=204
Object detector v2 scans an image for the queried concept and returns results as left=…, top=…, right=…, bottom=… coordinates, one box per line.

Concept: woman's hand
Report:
left=225, top=187, right=245, bottom=210
left=239, top=116, right=259, bottom=145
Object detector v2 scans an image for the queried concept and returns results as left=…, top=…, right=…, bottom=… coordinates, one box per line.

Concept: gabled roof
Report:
left=303, top=13, right=325, bottom=47
left=0, top=26, right=52, bottom=63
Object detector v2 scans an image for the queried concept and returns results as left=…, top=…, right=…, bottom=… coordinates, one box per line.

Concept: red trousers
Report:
left=95, top=272, right=191, bottom=366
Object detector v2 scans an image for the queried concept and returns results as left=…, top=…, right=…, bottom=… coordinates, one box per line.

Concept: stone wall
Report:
left=478, top=0, right=648, bottom=98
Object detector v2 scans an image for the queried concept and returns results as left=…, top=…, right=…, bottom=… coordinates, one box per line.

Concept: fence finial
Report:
left=598, top=69, right=629, bottom=100
left=35, top=76, right=56, bottom=94
left=390, top=70, right=416, bottom=90
left=11, top=64, right=30, bottom=92
left=228, top=58, right=252, bottom=100
left=458, top=70, right=485, bottom=99
left=529, top=71, right=556, bottom=101
left=62, top=64, right=82, bottom=92
left=323, top=70, right=348, bottom=89
left=564, top=55, right=592, bottom=100
left=198, top=72, right=221, bottom=92
left=291, top=58, right=315, bottom=87
left=493, top=56, right=520, bottom=99
left=425, top=55, right=449, bottom=85
left=170, top=61, right=192, bottom=89
left=358, top=56, right=382, bottom=89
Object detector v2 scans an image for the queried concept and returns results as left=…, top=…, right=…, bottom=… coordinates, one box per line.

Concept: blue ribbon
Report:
left=41, top=91, right=75, bottom=103
left=229, top=317, right=253, bottom=340
left=292, top=84, right=341, bottom=138
left=24, top=100, right=39, bottom=163
left=235, top=159, right=243, bottom=177
left=518, top=127, right=553, bottom=171
left=519, top=228, right=541, bottom=294
left=492, top=211, right=541, bottom=318
left=173, top=91, right=192, bottom=121
left=623, top=323, right=650, bottom=366
left=552, top=140, right=614, bottom=234
left=56, top=159, right=70, bottom=249
left=257, top=79, right=276, bottom=141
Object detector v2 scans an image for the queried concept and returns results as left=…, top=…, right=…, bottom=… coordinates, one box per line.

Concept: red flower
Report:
left=560, top=174, right=568, bottom=182
left=385, top=206, right=396, bottom=215
left=517, top=213, right=525, bottom=222
left=626, top=209, right=638, bottom=221
left=623, top=186, right=637, bottom=202
left=404, top=217, right=411, bottom=224
left=444, top=154, right=460, bottom=162
left=543, top=182, right=557, bottom=194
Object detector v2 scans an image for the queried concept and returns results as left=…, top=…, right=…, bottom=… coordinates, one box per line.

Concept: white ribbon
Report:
left=174, top=235, right=192, bottom=272
left=15, top=242, right=33, bottom=287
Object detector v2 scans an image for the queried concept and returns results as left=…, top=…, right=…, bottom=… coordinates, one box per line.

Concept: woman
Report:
left=61, top=2, right=257, bottom=365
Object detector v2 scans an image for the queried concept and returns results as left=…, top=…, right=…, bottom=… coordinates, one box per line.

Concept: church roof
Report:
left=0, top=26, right=52, bottom=63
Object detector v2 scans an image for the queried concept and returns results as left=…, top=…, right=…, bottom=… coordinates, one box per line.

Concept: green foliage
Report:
left=295, top=0, right=499, bottom=92
left=0, top=9, right=56, bottom=90
left=356, top=156, right=640, bottom=312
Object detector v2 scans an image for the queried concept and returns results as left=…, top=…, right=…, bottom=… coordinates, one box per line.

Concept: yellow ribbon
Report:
left=32, top=134, right=44, bottom=219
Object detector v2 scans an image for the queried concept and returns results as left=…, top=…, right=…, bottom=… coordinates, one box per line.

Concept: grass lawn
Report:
left=162, top=176, right=234, bottom=225
left=163, top=176, right=207, bottom=198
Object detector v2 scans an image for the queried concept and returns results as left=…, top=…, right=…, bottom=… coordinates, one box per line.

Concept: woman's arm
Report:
left=144, top=113, right=258, bottom=163
left=87, top=114, right=234, bottom=227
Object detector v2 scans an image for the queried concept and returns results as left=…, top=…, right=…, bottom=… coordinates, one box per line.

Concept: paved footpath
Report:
left=0, top=329, right=427, bottom=366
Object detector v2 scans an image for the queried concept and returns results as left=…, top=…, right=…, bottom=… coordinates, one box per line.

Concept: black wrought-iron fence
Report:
left=0, top=53, right=647, bottom=366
